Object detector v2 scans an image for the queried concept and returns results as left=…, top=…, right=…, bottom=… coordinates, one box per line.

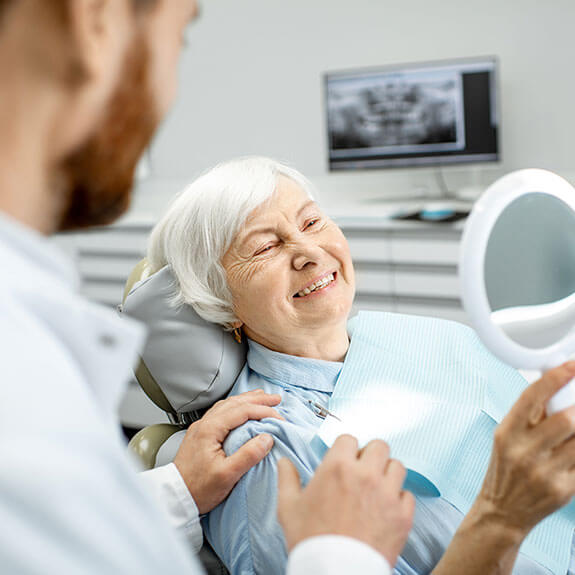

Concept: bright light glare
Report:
left=320, top=383, right=438, bottom=448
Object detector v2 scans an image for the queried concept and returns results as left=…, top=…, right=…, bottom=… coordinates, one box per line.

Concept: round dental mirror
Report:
left=460, top=169, right=575, bottom=414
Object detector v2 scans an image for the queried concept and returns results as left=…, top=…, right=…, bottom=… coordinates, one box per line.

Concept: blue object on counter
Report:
left=419, top=207, right=457, bottom=221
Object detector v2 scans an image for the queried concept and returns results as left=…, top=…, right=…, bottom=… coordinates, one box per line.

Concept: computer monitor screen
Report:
left=325, top=57, right=499, bottom=170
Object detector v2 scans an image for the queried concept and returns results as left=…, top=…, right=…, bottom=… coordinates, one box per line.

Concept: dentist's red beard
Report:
left=56, top=34, right=158, bottom=231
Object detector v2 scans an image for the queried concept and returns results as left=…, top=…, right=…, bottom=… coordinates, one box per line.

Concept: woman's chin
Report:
left=293, top=298, right=352, bottom=325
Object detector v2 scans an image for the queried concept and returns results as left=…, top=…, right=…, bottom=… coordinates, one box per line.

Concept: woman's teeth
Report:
left=297, top=273, right=335, bottom=297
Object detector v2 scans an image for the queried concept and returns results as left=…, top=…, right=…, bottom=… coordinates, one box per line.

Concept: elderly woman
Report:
left=147, top=157, right=575, bottom=575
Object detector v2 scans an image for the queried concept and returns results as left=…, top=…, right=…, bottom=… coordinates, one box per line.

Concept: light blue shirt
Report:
left=204, top=338, right=575, bottom=575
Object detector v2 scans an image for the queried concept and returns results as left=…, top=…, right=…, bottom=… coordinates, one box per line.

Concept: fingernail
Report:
left=259, top=434, right=274, bottom=450
left=565, top=361, right=575, bottom=372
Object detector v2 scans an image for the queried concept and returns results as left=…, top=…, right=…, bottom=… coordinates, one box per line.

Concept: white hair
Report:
left=147, top=156, right=316, bottom=328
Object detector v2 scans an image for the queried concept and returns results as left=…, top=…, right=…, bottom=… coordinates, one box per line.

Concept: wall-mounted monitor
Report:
left=325, top=57, right=499, bottom=171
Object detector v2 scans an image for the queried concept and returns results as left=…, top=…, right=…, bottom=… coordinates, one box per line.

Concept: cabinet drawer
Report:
left=354, top=269, right=394, bottom=295
left=395, top=301, right=468, bottom=325
left=394, top=271, right=460, bottom=298
left=390, top=239, right=460, bottom=266
left=75, top=231, right=148, bottom=255
left=348, top=237, right=392, bottom=263
left=353, top=295, right=395, bottom=315
left=78, top=255, right=142, bottom=282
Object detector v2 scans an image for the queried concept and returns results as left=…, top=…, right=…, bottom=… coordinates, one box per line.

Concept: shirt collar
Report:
left=246, top=339, right=343, bottom=392
left=0, top=211, right=80, bottom=291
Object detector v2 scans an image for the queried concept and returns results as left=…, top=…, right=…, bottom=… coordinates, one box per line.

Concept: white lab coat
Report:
left=0, top=212, right=389, bottom=575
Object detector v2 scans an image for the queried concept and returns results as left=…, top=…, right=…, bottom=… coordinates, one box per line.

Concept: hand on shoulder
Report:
left=174, top=389, right=283, bottom=514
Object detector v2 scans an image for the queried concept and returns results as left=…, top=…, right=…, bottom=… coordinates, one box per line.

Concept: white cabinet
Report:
left=338, top=219, right=467, bottom=324
left=55, top=223, right=151, bottom=307
left=390, top=237, right=460, bottom=265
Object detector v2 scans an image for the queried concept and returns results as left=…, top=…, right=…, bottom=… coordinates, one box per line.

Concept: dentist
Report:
left=0, top=1, right=412, bottom=574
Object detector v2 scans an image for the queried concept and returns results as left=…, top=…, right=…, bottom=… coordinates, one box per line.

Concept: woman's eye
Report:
left=255, top=245, right=274, bottom=256
left=305, top=219, right=319, bottom=229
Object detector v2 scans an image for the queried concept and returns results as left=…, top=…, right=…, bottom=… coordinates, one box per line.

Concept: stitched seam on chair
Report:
left=178, top=329, right=229, bottom=412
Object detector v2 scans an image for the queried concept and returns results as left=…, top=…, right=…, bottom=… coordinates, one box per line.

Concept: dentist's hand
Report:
left=277, top=434, right=415, bottom=567
left=474, top=362, right=575, bottom=538
left=174, top=389, right=283, bottom=514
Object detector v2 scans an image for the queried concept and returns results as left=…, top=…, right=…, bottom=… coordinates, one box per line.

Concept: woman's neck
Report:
left=245, top=323, right=350, bottom=362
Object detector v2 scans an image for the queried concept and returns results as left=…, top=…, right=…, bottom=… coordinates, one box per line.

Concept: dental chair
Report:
left=120, top=259, right=247, bottom=574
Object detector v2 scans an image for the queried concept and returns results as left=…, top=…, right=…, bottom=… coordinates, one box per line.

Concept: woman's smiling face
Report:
left=222, top=176, right=355, bottom=357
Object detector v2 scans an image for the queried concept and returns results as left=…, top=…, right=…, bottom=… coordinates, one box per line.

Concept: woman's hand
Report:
left=174, top=389, right=284, bottom=514
left=433, top=362, right=575, bottom=575
left=277, top=435, right=415, bottom=568
left=476, top=362, right=575, bottom=537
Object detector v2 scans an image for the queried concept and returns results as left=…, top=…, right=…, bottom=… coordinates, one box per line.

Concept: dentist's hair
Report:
left=147, top=156, right=316, bottom=328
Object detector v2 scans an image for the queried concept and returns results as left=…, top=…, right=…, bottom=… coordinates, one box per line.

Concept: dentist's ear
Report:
left=48, top=0, right=134, bottom=155
left=66, top=0, right=132, bottom=85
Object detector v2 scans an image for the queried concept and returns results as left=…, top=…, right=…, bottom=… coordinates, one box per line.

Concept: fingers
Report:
left=212, top=390, right=282, bottom=413
left=358, top=440, right=406, bottom=492
left=224, top=433, right=275, bottom=482
left=211, top=404, right=284, bottom=440
left=277, top=457, right=303, bottom=513
left=202, top=391, right=284, bottom=441
left=240, top=389, right=282, bottom=406
left=508, top=363, right=575, bottom=431
left=322, top=434, right=359, bottom=465
left=530, top=405, right=575, bottom=451
left=385, top=458, right=408, bottom=492
left=359, top=439, right=390, bottom=471
left=551, top=434, right=575, bottom=471
left=400, top=490, right=416, bottom=524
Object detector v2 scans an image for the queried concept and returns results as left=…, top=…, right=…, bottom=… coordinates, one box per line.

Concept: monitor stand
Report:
left=334, top=168, right=481, bottom=222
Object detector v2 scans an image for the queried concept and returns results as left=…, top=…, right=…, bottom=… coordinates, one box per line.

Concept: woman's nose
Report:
left=291, top=240, right=323, bottom=271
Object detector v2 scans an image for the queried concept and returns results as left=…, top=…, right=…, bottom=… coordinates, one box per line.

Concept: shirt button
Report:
left=99, top=333, right=117, bottom=348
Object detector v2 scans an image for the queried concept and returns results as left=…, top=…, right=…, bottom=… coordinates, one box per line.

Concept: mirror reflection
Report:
left=485, top=192, right=575, bottom=349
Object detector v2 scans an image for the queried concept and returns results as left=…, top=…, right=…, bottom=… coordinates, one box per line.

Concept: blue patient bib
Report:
left=315, top=311, right=575, bottom=574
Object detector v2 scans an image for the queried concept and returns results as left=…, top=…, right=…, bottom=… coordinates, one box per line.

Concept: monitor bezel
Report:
left=323, top=55, right=501, bottom=172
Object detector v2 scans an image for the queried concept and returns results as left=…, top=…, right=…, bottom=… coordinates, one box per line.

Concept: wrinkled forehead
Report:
left=243, top=177, right=316, bottom=228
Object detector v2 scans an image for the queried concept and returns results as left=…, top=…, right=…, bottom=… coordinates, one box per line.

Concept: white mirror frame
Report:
left=459, top=168, right=575, bottom=372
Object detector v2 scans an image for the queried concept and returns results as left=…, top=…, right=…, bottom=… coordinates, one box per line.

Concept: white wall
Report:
left=131, top=0, right=575, bottom=216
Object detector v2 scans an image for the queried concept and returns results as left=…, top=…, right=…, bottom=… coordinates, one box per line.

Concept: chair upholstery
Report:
left=122, top=262, right=247, bottom=421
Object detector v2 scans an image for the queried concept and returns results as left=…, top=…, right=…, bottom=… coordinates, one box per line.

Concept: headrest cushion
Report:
left=122, top=266, right=247, bottom=413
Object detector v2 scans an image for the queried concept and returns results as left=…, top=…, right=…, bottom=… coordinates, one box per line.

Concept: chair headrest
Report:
left=122, top=265, right=247, bottom=415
